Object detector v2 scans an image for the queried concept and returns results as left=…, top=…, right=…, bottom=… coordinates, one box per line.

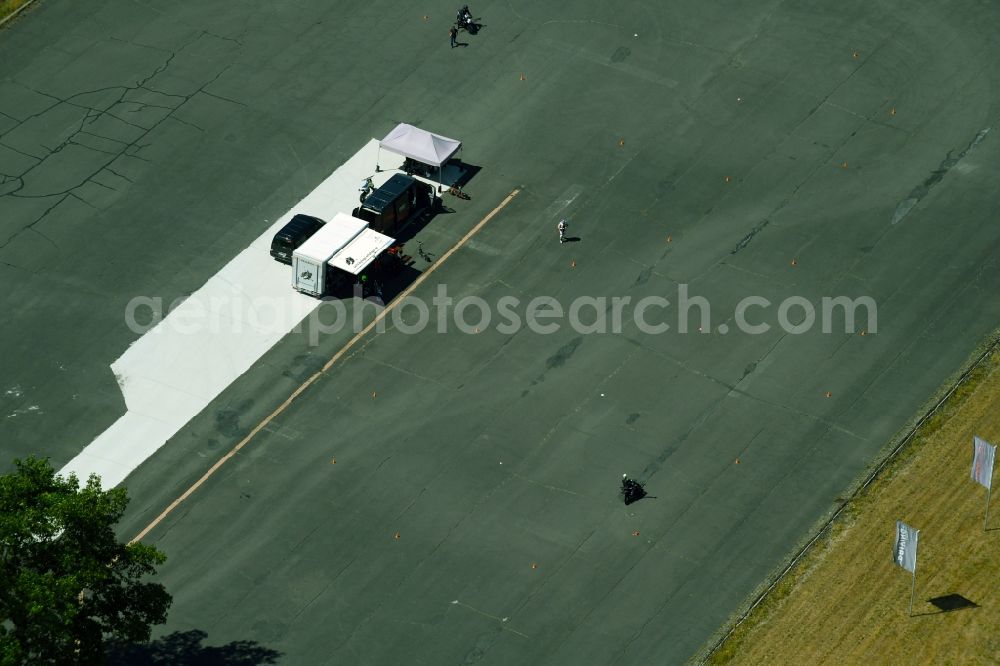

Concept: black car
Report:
left=270, top=214, right=325, bottom=264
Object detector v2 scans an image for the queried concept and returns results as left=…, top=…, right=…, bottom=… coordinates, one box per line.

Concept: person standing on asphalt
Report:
left=557, top=219, right=568, bottom=243
left=449, top=26, right=458, bottom=48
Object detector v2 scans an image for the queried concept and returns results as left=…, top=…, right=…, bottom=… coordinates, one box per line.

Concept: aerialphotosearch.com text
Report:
left=125, top=284, right=878, bottom=344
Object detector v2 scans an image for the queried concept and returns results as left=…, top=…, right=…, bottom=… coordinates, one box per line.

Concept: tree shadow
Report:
left=106, top=630, right=281, bottom=665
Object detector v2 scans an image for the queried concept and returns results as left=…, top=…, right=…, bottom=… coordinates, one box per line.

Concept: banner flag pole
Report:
left=986, top=485, right=993, bottom=532
left=908, top=568, right=917, bottom=616
left=907, top=529, right=919, bottom=616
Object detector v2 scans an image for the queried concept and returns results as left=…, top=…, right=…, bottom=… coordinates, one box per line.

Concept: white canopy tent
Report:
left=377, top=123, right=462, bottom=189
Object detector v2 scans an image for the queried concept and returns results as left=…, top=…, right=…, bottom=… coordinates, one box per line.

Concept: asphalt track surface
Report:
left=3, top=1, right=1000, bottom=663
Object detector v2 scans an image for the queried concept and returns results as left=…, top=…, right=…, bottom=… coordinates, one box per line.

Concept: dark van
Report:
left=354, top=174, right=435, bottom=235
left=270, top=214, right=325, bottom=264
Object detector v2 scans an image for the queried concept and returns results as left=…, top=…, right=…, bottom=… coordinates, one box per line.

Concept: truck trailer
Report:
left=291, top=213, right=368, bottom=297
left=290, top=213, right=398, bottom=298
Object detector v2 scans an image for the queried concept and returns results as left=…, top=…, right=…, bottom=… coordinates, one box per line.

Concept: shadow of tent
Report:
left=928, top=593, right=978, bottom=613
left=449, top=162, right=481, bottom=189
left=106, top=630, right=281, bottom=665
left=400, top=159, right=481, bottom=191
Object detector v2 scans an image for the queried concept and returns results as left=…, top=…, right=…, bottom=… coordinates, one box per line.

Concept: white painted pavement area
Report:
left=60, top=140, right=406, bottom=488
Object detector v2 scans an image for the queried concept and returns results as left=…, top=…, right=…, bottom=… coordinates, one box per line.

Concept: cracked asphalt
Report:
left=4, top=0, right=1000, bottom=663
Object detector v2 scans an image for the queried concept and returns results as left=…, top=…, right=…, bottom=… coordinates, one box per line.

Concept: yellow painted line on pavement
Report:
left=132, top=188, right=521, bottom=543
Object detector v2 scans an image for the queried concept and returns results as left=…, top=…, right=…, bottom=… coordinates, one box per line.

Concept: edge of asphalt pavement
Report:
left=693, top=324, right=1000, bottom=662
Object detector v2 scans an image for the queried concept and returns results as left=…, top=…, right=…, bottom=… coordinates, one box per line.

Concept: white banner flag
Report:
left=892, top=521, right=919, bottom=573
left=972, top=436, right=996, bottom=490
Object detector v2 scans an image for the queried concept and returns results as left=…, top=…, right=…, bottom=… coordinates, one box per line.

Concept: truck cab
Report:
left=354, top=173, right=435, bottom=235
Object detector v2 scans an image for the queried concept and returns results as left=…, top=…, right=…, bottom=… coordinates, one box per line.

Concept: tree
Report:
left=0, top=457, right=171, bottom=665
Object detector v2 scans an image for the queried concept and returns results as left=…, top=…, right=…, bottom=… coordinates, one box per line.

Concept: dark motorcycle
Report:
left=456, top=5, right=476, bottom=32
left=620, top=476, right=647, bottom=505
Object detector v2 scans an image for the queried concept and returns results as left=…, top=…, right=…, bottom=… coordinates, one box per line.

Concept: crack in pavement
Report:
left=730, top=219, right=770, bottom=255
left=891, top=127, right=990, bottom=225
left=0, top=195, right=67, bottom=251
left=0, top=140, right=43, bottom=164
left=0, top=33, right=245, bottom=245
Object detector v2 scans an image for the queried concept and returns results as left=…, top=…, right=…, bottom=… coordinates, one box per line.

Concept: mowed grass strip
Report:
left=711, top=350, right=1000, bottom=664
left=1, top=0, right=33, bottom=25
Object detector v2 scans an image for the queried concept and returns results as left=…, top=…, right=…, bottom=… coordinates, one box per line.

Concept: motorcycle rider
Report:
left=456, top=5, right=474, bottom=29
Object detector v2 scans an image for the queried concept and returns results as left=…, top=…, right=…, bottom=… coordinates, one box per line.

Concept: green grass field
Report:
left=709, top=346, right=1000, bottom=663
left=1, top=0, right=33, bottom=25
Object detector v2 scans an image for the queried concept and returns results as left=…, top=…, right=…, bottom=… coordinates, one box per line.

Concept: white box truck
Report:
left=292, top=213, right=368, bottom=296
